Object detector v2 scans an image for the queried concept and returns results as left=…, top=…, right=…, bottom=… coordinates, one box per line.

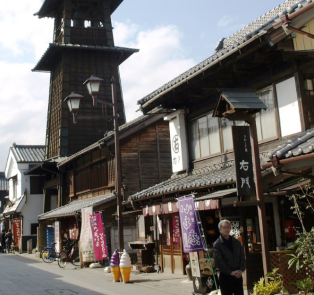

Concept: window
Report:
left=75, top=167, right=90, bottom=193
left=221, top=118, right=234, bottom=152
left=190, top=112, right=221, bottom=160
left=190, top=120, right=200, bottom=160
left=30, top=176, right=44, bottom=194
left=189, top=77, right=302, bottom=161
left=256, top=87, right=277, bottom=141
left=31, top=223, right=39, bottom=235
left=90, top=162, right=107, bottom=190
left=207, top=113, right=221, bottom=154
left=276, top=77, right=302, bottom=137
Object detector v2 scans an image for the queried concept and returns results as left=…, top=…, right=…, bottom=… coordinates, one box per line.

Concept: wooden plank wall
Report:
left=121, top=120, right=172, bottom=197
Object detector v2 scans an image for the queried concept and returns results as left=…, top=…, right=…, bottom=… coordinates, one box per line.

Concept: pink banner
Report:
left=90, top=213, right=108, bottom=260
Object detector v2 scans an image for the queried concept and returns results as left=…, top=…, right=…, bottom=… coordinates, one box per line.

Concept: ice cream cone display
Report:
left=111, top=266, right=120, bottom=282
left=119, top=249, right=132, bottom=283
left=110, top=249, right=120, bottom=282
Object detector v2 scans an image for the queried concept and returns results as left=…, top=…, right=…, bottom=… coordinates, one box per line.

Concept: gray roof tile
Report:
left=11, top=144, right=45, bottom=163
left=128, top=161, right=235, bottom=201
left=33, top=43, right=139, bottom=72
left=137, top=0, right=306, bottom=108
left=268, top=127, right=314, bottom=159
left=38, top=193, right=115, bottom=220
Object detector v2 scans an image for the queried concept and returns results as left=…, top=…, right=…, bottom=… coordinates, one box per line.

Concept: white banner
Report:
left=54, top=221, right=60, bottom=252
left=80, top=206, right=95, bottom=262
left=164, top=110, right=188, bottom=173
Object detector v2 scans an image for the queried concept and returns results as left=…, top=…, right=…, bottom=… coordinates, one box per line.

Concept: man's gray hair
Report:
left=218, top=219, right=231, bottom=230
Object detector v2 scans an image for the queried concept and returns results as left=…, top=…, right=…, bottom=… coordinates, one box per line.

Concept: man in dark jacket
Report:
left=213, top=220, right=246, bottom=295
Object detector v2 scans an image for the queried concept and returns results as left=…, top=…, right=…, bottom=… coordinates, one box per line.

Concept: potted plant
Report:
left=291, top=278, right=314, bottom=295
left=251, top=268, right=288, bottom=295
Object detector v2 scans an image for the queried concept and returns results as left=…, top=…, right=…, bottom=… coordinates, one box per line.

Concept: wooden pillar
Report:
left=249, top=116, right=271, bottom=276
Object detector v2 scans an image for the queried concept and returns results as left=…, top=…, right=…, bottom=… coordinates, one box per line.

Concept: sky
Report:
left=0, top=0, right=288, bottom=170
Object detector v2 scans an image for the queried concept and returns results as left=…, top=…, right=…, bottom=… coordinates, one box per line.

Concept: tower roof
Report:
left=32, top=43, right=139, bottom=72
left=35, top=0, right=123, bottom=19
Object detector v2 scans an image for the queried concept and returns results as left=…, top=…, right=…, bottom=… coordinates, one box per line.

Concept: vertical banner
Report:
left=54, top=221, right=60, bottom=252
left=90, top=213, right=108, bottom=260
left=69, top=218, right=79, bottom=240
left=178, top=195, right=206, bottom=253
left=12, top=218, right=22, bottom=247
left=80, top=207, right=94, bottom=262
left=172, top=216, right=181, bottom=247
left=232, top=126, right=255, bottom=196
left=164, top=110, right=189, bottom=173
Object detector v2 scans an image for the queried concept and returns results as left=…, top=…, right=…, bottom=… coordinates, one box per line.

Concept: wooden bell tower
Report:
left=33, top=0, right=138, bottom=159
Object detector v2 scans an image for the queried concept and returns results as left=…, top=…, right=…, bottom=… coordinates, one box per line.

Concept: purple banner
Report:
left=178, top=195, right=206, bottom=253
left=90, top=213, right=108, bottom=260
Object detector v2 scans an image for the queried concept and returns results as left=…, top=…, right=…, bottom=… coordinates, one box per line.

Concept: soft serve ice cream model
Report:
left=110, top=249, right=120, bottom=282
left=119, top=249, right=132, bottom=283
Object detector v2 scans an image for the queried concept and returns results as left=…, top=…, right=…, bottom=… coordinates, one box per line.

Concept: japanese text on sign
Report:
left=232, top=126, right=255, bottom=196
left=178, top=195, right=206, bottom=253
left=90, top=213, right=108, bottom=260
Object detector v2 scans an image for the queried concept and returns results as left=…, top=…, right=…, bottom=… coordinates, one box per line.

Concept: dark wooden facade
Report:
left=64, top=119, right=171, bottom=202
left=33, top=0, right=137, bottom=159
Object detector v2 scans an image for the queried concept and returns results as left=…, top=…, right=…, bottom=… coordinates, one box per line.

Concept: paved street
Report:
left=0, top=254, right=193, bottom=295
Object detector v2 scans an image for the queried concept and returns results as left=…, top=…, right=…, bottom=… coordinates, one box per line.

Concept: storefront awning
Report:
left=143, top=198, right=220, bottom=217
left=38, top=193, right=115, bottom=220
left=195, top=188, right=237, bottom=201
left=3, top=191, right=27, bottom=216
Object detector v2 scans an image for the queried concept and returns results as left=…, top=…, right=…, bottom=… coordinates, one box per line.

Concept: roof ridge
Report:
left=137, top=0, right=303, bottom=107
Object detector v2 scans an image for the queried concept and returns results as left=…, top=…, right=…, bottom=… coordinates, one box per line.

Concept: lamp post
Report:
left=64, top=75, right=124, bottom=252
left=213, top=89, right=271, bottom=277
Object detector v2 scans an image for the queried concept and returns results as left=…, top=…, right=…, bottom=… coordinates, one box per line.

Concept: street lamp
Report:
left=64, top=75, right=124, bottom=252
left=83, top=75, right=104, bottom=106
left=64, top=92, right=84, bottom=123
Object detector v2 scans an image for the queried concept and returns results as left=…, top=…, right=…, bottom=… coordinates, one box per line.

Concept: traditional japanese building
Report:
left=33, top=110, right=172, bottom=261
left=33, top=0, right=138, bottom=159
left=127, top=0, right=314, bottom=292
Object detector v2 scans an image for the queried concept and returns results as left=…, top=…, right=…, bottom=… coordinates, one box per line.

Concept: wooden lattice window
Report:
left=90, top=160, right=107, bottom=190
left=75, top=167, right=90, bottom=193
left=68, top=170, right=75, bottom=198
left=107, top=157, right=115, bottom=186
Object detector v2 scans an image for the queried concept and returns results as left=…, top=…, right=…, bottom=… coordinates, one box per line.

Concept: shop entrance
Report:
left=160, top=215, right=184, bottom=274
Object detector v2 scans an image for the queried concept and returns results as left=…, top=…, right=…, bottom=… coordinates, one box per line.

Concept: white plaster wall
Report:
left=4, top=149, right=44, bottom=236
left=21, top=193, right=43, bottom=236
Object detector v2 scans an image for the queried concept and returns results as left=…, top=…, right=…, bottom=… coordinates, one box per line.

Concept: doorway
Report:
left=160, top=215, right=184, bottom=274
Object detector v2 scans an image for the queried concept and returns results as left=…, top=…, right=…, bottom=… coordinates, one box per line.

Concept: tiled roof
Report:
left=268, top=128, right=314, bottom=160
left=58, top=107, right=165, bottom=167
left=3, top=191, right=26, bottom=215
left=32, top=43, right=139, bottom=72
left=38, top=193, right=115, bottom=220
left=0, top=173, right=8, bottom=191
left=35, top=0, right=123, bottom=18
left=11, top=144, right=45, bottom=163
left=137, top=0, right=306, bottom=108
left=128, top=161, right=235, bottom=201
